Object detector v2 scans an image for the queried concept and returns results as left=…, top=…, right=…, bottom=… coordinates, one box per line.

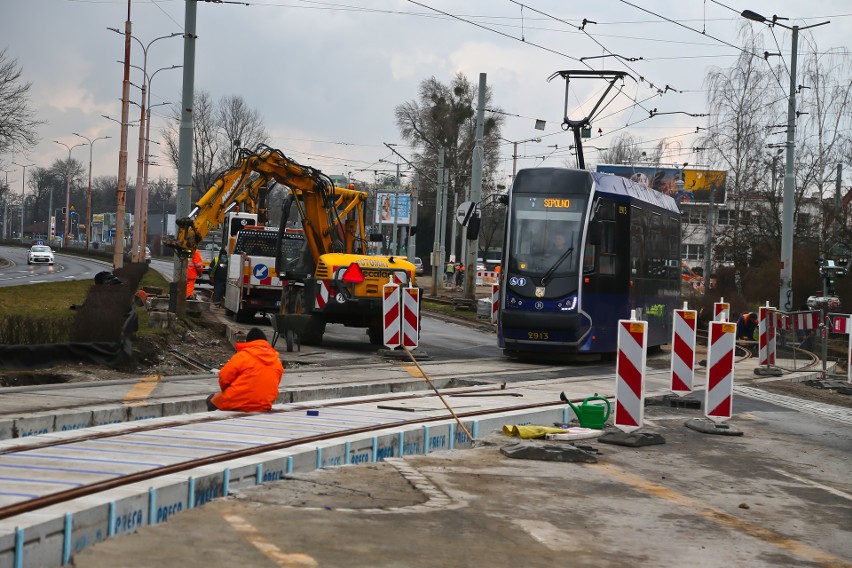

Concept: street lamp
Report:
left=73, top=133, right=111, bottom=252
left=499, top=136, right=542, bottom=179
left=1, top=169, right=13, bottom=239
left=109, top=28, right=181, bottom=262
left=53, top=141, right=87, bottom=248
left=140, top=64, right=180, bottom=262
left=12, top=161, right=35, bottom=243
left=741, top=9, right=829, bottom=310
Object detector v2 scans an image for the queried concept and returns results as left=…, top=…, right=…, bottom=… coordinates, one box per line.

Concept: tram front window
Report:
left=510, top=196, right=586, bottom=276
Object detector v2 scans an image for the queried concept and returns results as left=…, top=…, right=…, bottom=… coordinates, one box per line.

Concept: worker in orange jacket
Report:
left=186, top=248, right=204, bottom=299
left=207, top=327, right=284, bottom=412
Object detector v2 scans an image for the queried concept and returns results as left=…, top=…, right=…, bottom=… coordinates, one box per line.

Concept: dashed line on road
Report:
left=594, top=462, right=851, bottom=567
left=222, top=513, right=318, bottom=567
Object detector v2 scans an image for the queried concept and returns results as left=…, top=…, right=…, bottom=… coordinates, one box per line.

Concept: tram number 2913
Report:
left=527, top=331, right=550, bottom=340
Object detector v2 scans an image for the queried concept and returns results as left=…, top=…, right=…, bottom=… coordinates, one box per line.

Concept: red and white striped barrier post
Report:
left=670, top=302, right=697, bottom=396
left=382, top=280, right=401, bottom=349
left=490, top=283, right=499, bottom=325
left=831, top=315, right=851, bottom=383
left=614, top=310, right=648, bottom=432
left=401, top=284, right=420, bottom=349
left=758, top=303, right=776, bottom=366
left=705, top=320, right=736, bottom=423
left=713, top=297, right=730, bottom=322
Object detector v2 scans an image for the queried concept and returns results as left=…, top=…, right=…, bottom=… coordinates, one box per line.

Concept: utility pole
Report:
left=174, top=1, right=198, bottom=316
left=73, top=133, right=111, bottom=252
left=12, top=162, right=34, bottom=243
left=113, top=0, right=133, bottom=269
left=431, top=147, right=445, bottom=295
left=464, top=73, right=486, bottom=299
left=1, top=169, right=13, bottom=239
left=391, top=160, right=400, bottom=255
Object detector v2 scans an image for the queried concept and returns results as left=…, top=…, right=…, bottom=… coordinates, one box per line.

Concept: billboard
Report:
left=596, top=164, right=727, bottom=205
left=375, top=192, right=412, bottom=225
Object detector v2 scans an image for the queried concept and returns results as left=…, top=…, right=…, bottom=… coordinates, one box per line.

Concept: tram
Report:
left=497, top=167, right=681, bottom=358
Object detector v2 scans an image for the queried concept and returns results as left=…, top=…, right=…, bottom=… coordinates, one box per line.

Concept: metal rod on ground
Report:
left=402, top=345, right=475, bottom=442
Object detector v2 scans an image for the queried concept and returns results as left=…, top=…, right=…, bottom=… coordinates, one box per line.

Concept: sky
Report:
left=1, top=0, right=851, bottom=191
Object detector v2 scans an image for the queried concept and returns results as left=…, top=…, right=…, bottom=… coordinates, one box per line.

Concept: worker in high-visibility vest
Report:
left=186, top=248, right=204, bottom=299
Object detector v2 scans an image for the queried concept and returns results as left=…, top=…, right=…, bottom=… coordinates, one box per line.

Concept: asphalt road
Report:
left=0, top=244, right=112, bottom=287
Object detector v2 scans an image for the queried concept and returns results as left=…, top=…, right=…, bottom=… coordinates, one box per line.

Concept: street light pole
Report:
left=141, top=64, right=180, bottom=261
left=741, top=10, right=829, bottom=311
left=109, top=29, right=181, bottom=262
left=53, top=141, right=87, bottom=248
left=73, top=133, right=111, bottom=252
left=1, top=169, right=13, bottom=239
left=500, top=136, right=541, bottom=180
left=12, top=162, right=35, bottom=243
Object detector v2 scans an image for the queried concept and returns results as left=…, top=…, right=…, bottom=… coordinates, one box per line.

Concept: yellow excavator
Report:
left=167, top=145, right=416, bottom=346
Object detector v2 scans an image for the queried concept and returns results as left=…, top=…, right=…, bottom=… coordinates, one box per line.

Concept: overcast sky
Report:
left=2, top=0, right=850, bottom=190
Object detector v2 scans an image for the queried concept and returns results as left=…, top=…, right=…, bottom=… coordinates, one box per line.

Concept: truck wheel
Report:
left=285, top=329, right=295, bottom=352
left=236, top=309, right=255, bottom=324
left=300, top=317, right=325, bottom=345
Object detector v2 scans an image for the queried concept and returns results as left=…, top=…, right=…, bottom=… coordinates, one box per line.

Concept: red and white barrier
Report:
left=705, top=320, right=736, bottom=423
left=831, top=314, right=852, bottom=383
left=792, top=311, right=820, bottom=330
left=476, top=270, right=499, bottom=286
left=315, top=281, right=331, bottom=309
left=490, top=283, right=499, bottom=325
left=713, top=298, right=730, bottom=322
left=758, top=304, right=776, bottom=366
left=382, top=282, right=400, bottom=349
left=614, top=311, right=648, bottom=433
left=670, top=303, right=696, bottom=396
left=401, top=285, right=420, bottom=348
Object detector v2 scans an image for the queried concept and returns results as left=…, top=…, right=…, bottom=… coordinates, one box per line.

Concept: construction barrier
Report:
left=713, top=297, right=730, bottom=322
left=490, top=284, right=499, bottom=325
left=614, top=311, right=647, bottom=433
left=670, top=303, right=696, bottom=396
left=382, top=282, right=401, bottom=349
left=401, top=285, right=420, bottom=348
left=315, top=280, right=331, bottom=309
left=829, top=313, right=852, bottom=383
left=476, top=270, right=499, bottom=286
left=758, top=304, right=777, bottom=366
left=705, top=320, right=736, bottom=423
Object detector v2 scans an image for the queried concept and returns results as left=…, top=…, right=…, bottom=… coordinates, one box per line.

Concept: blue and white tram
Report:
left=497, top=167, right=681, bottom=358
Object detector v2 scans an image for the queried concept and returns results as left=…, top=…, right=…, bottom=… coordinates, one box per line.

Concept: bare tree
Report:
left=394, top=72, right=504, bottom=260
left=0, top=48, right=41, bottom=156
left=216, top=95, right=269, bottom=166
left=596, top=132, right=644, bottom=165
left=163, top=91, right=223, bottom=202
left=698, top=24, right=780, bottom=290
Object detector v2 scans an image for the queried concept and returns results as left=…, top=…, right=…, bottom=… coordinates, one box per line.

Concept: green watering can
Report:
left=559, top=392, right=611, bottom=430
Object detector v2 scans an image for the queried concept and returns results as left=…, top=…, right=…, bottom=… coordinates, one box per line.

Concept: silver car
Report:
left=28, top=245, right=55, bottom=265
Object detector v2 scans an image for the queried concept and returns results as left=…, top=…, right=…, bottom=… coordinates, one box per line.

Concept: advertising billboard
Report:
left=596, top=164, right=727, bottom=205
left=375, top=192, right=412, bottom=225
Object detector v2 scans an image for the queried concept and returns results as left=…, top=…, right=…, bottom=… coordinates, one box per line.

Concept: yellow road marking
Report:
left=223, top=514, right=317, bottom=566
left=122, top=374, right=162, bottom=405
left=401, top=363, right=424, bottom=378
left=593, top=462, right=851, bottom=567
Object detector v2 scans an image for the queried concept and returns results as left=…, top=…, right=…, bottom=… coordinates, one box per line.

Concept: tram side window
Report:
left=630, top=206, right=645, bottom=277
left=598, top=221, right=617, bottom=275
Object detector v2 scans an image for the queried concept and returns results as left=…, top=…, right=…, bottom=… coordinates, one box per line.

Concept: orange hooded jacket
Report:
left=211, top=339, right=284, bottom=412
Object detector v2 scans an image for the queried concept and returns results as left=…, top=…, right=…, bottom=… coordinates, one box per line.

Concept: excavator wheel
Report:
left=367, top=324, right=383, bottom=346
left=300, top=316, right=326, bottom=346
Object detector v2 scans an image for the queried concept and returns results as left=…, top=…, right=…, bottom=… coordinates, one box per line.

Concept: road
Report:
left=0, top=244, right=113, bottom=288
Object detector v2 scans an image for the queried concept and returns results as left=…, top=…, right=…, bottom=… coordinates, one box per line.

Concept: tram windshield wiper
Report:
left=541, top=247, right=574, bottom=285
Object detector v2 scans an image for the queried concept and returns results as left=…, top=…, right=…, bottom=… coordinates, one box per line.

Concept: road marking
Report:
left=223, top=514, right=317, bottom=566
left=593, top=462, right=850, bottom=567
left=768, top=467, right=852, bottom=502
left=123, top=375, right=162, bottom=405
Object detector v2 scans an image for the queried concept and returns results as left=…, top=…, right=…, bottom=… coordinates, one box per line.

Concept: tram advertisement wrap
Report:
left=596, top=164, right=727, bottom=206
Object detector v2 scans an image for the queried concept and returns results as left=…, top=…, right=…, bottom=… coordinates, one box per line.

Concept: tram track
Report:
left=0, top=385, right=576, bottom=522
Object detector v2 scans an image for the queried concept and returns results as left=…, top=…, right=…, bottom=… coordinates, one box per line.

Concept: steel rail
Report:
left=0, top=395, right=566, bottom=521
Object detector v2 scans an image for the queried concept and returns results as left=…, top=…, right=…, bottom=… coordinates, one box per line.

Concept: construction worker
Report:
left=206, top=327, right=284, bottom=412
left=736, top=312, right=758, bottom=341
left=186, top=248, right=204, bottom=299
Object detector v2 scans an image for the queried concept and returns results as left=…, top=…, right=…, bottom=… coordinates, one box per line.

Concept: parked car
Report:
left=413, top=256, right=424, bottom=276
left=27, top=245, right=55, bottom=266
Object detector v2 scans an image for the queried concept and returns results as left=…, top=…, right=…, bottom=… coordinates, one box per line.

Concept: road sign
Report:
left=455, top=201, right=478, bottom=227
